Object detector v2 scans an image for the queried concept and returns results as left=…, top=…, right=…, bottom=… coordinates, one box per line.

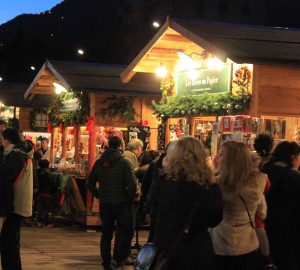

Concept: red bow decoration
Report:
left=86, top=115, right=96, bottom=133
left=59, top=123, right=64, bottom=134
left=47, top=122, right=52, bottom=133
left=141, top=120, right=149, bottom=126
left=71, top=123, right=77, bottom=138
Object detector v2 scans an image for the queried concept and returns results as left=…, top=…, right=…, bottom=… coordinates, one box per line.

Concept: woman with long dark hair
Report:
left=262, top=141, right=300, bottom=270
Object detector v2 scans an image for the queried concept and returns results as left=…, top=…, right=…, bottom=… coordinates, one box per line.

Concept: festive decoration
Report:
left=160, top=75, right=175, bottom=102
left=141, top=120, right=149, bottom=126
left=46, top=91, right=90, bottom=128
left=71, top=123, right=77, bottom=138
left=85, top=115, right=96, bottom=132
left=97, top=96, right=137, bottom=123
left=233, top=65, right=252, bottom=89
left=152, top=89, right=251, bottom=120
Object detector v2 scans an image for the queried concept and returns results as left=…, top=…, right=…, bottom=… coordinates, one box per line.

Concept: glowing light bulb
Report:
left=156, top=64, right=167, bottom=77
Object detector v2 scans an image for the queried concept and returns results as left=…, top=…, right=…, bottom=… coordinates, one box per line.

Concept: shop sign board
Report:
left=176, top=63, right=231, bottom=95
left=60, top=98, right=80, bottom=112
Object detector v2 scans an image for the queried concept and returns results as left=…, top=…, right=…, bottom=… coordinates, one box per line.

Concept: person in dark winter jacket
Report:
left=0, top=120, right=7, bottom=258
left=36, top=159, right=58, bottom=227
left=148, top=136, right=223, bottom=270
left=1, top=128, right=34, bottom=270
left=262, top=141, right=300, bottom=270
left=87, top=136, right=138, bottom=270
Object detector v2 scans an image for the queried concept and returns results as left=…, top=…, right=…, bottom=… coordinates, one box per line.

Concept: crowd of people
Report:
left=87, top=132, right=300, bottom=270
left=1, top=121, right=300, bottom=270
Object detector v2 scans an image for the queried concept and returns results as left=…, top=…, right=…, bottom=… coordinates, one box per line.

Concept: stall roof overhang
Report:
left=0, top=82, right=52, bottom=108
left=24, top=60, right=161, bottom=100
left=121, top=17, right=300, bottom=82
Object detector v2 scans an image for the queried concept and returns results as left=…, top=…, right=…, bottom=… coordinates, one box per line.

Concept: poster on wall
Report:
left=127, top=126, right=150, bottom=150
left=157, top=124, right=165, bottom=150
left=168, top=119, right=189, bottom=141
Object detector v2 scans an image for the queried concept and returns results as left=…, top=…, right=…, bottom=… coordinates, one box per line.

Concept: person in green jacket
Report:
left=87, top=136, right=138, bottom=270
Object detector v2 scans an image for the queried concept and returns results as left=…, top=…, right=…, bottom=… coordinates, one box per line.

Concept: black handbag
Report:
left=134, top=242, right=168, bottom=270
left=134, top=201, right=201, bottom=270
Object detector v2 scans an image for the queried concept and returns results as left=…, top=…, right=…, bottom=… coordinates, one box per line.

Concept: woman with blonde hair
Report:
left=147, top=136, right=223, bottom=270
left=211, top=141, right=266, bottom=270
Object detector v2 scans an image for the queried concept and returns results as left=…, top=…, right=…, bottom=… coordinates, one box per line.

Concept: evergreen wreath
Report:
left=152, top=89, right=251, bottom=120
left=46, top=91, right=90, bottom=127
left=97, top=96, right=137, bottom=123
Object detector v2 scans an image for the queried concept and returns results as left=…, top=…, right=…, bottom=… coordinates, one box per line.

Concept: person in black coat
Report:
left=36, top=159, right=58, bottom=227
left=148, top=136, right=223, bottom=270
left=262, top=141, right=300, bottom=270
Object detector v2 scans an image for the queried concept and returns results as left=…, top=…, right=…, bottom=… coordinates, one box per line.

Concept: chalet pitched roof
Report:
left=25, top=60, right=161, bottom=100
left=121, top=17, right=300, bottom=82
left=0, top=82, right=51, bottom=108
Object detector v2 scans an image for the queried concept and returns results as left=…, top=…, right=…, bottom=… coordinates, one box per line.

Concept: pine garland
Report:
left=152, top=89, right=251, bottom=120
left=97, top=96, right=137, bottom=123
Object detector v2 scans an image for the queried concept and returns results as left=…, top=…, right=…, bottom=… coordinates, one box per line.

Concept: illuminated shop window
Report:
left=35, top=113, right=48, bottom=128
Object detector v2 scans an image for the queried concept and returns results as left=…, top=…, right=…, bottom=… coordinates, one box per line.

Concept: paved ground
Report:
left=18, top=221, right=149, bottom=270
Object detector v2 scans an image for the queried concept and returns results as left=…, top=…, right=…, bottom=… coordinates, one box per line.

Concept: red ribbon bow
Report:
left=47, top=122, right=52, bottom=133
left=86, top=115, right=96, bottom=132
left=141, top=120, right=149, bottom=126
left=71, top=123, right=77, bottom=138
left=59, top=123, right=64, bottom=134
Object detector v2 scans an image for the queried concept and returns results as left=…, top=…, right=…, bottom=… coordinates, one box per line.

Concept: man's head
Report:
left=253, top=132, right=274, bottom=157
left=41, top=137, right=49, bottom=151
left=0, top=120, right=7, bottom=146
left=38, top=159, right=50, bottom=170
left=127, top=139, right=143, bottom=158
left=108, top=136, right=124, bottom=150
left=0, top=120, right=7, bottom=132
left=2, top=128, right=21, bottom=149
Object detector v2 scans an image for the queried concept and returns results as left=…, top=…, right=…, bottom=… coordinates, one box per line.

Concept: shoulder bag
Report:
left=134, top=200, right=201, bottom=270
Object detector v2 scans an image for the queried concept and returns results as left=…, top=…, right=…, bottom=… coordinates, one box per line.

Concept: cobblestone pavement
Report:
left=19, top=221, right=148, bottom=270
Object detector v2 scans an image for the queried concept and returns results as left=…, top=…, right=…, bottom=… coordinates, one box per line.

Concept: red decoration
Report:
left=60, top=192, right=66, bottom=206
left=86, top=115, right=96, bottom=132
left=47, top=122, right=52, bottom=133
left=103, top=161, right=111, bottom=168
left=141, top=120, right=149, bottom=126
left=232, top=115, right=252, bottom=133
left=221, top=116, right=232, bottom=132
left=71, top=123, right=77, bottom=138
left=59, top=123, right=64, bottom=134
left=233, top=116, right=244, bottom=132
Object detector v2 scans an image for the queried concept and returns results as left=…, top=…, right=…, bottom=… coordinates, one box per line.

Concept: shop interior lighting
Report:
left=156, top=52, right=167, bottom=77
left=206, top=58, right=224, bottom=70
left=53, top=82, right=68, bottom=94
left=177, top=51, right=224, bottom=73
left=156, top=63, right=167, bottom=77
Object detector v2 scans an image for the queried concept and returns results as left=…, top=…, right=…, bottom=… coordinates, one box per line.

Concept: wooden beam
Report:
left=161, top=34, right=191, bottom=43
